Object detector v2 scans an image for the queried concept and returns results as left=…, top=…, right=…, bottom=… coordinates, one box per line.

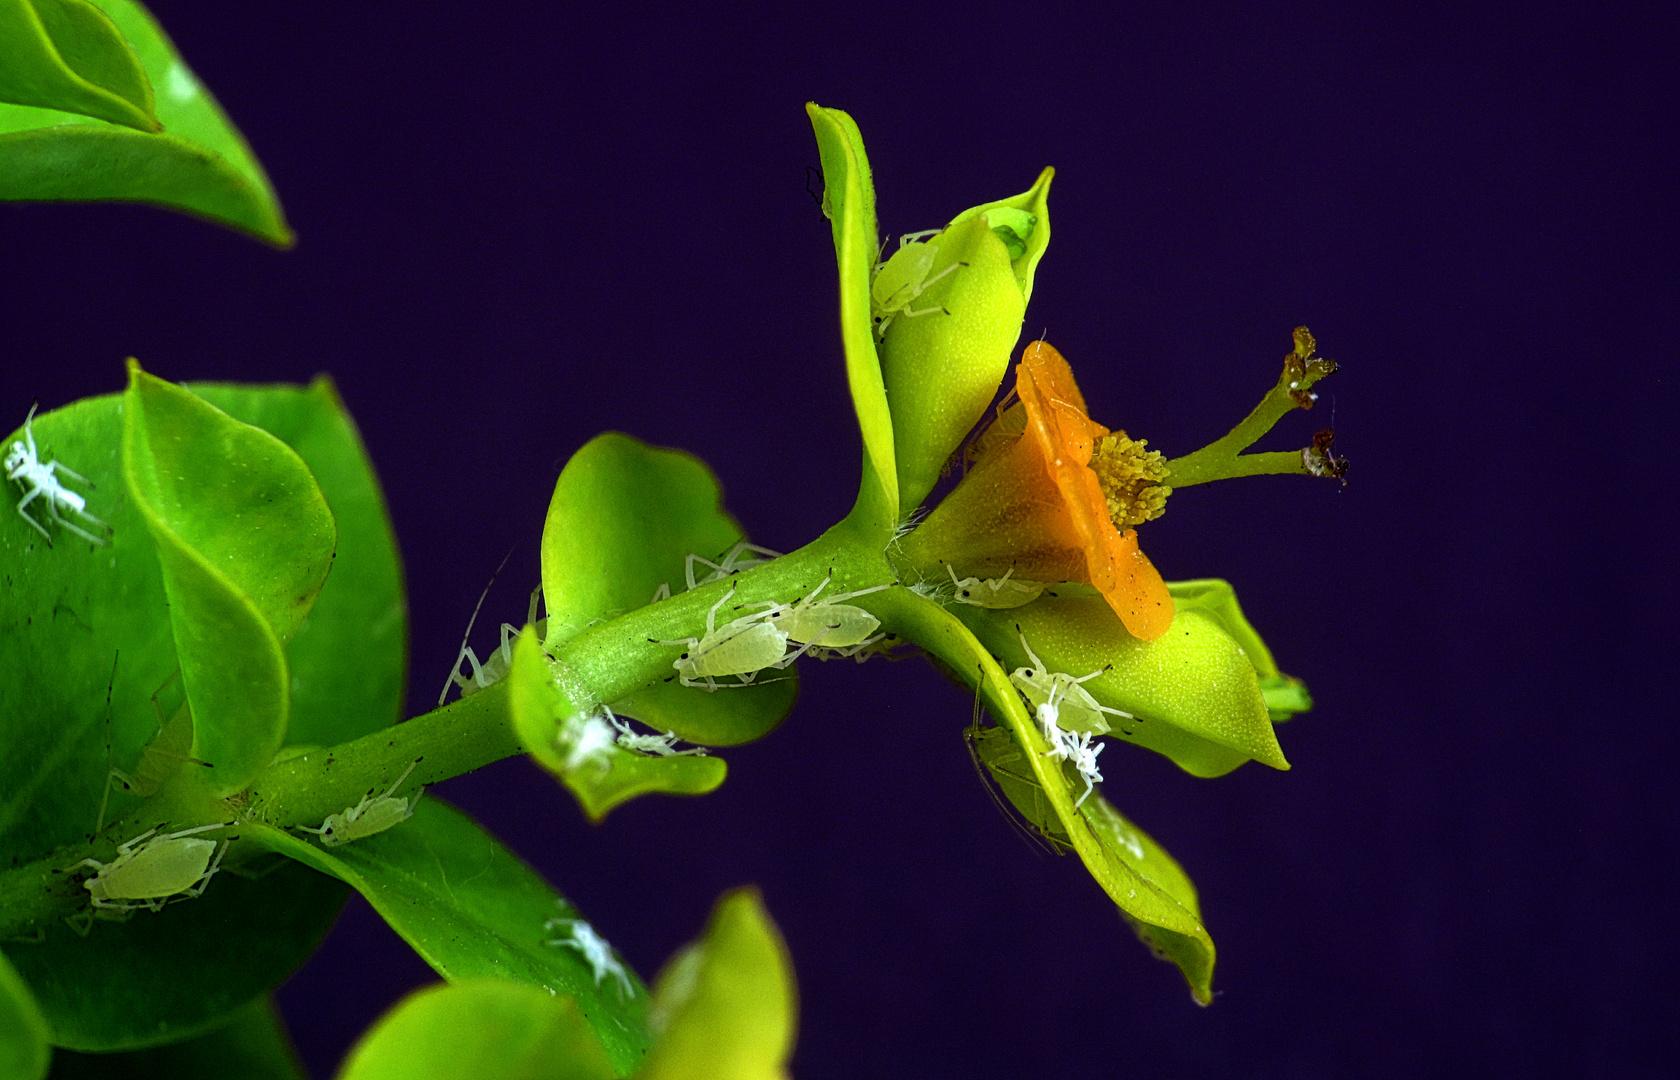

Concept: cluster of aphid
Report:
left=6, top=405, right=110, bottom=546
left=1007, top=635, right=1131, bottom=808
left=542, top=907, right=634, bottom=999
left=659, top=573, right=890, bottom=691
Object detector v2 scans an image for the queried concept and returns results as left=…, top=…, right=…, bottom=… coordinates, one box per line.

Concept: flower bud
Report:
left=878, top=170, right=1052, bottom=516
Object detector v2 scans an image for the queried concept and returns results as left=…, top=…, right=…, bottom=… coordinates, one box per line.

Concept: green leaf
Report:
left=639, top=889, right=795, bottom=1080
left=122, top=361, right=336, bottom=794
left=0, top=0, right=292, bottom=246
left=806, top=103, right=898, bottom=533
left=1079, top=794, right=1216, bottom=1005
left=336, top=980, right=615, bottom=1080
left=956, top=590, right=1288, bottom=778
left=242, top=798, right=651, bottom=1075
left=541, top=432, right=794, bottom=749
left=6, top=858, right=345, bottom=1052
left=1167, top=579, right=1313, bottom=722
left=511, top=629, right=727, bottom=823
left=189, top=379, right=407, bottom=747
left=868, top=586, right=1219, bottom=999
left=0, top=949, right=50, bottom=1080
left=0, top=0, right=155, bottom=131
left=46, top=996, right=304, bottom=1080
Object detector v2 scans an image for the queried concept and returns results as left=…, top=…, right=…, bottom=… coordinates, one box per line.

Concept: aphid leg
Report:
left=899, top=228, right=942, bottom=247
left=438, top=551, right=512, bottom=706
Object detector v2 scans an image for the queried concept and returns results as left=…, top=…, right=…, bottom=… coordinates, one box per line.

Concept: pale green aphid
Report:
left=763, top=575, right=890, bottom=658
left=76, top=823, right=228, bottom=912
left=97, top=666, right=209, bottom=833
left=660, top=585, right=791, bottom=690
left=1009, top=633, right=1133, bottom=737
left=439, top=577, right=544, bottom=706
left=870, top=230, right=965, bottom=338
left=298, top=761, right=421, bottom=846
left=946, top=565, right=1045, bottom=609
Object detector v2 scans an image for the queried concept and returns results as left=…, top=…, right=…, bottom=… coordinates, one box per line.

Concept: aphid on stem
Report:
left=296, top=761, right=422, bottom=846
left=75, top=823, right=229, bottom=913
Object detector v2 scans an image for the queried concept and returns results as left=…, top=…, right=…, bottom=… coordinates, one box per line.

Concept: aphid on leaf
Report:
left=871, top=231, right=966, bottom=338
left=97, top=665, right=209, bottom=834
left=964, top=703, right=1070, bottom=854
left=946, top=565, right=1045, bottom=609
left=297, top=761, right=421, bottom=846
left=684, top=540, right=783, bottom=591
left=543, top=912, right=634, bottom=998
left=75, top=823, right=228, bottom=912
left=659, top=585, right=790, bottom=691
left=6, top=404, right=110, bottom=546
left=608, top=713, right=705, bottom=757
left=1009, top=633, right=1133, bottom=737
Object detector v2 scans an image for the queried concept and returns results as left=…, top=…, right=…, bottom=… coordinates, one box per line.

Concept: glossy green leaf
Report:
left=0, top=0, right=292, bottom=245
left=336, top=980, right=615, bottom=1080
left=0, top=0, right=155, bottom=131
left=1079, top=794, right=1215, bottom=1004
left=542, top=432, right=794, bottom=748
left=190, top=379, right=407, bottom=747
left=244, top=798, right=651, bottom=1075
left=122, top=361, right=336, bottom=794
left=870, top=586, right=1218, bottom=999
left=1167, top=579, right=1313, bottom=722
left=511, top=629, right=727, bottom=823
left=956, top=590, right=1288, bottom=778
left=639, top=888, right=796, bottom=1080
left=6, top=857, right=344, bottom=1052
left=47, top=996, right=304, bottom=1080
left=0, top=949, right=50, bottom=1080
left=806, top=103, right=898, bottom=533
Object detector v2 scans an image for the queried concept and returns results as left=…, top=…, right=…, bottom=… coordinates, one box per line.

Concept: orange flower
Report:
left=897, top=341, right=1174, bottom=640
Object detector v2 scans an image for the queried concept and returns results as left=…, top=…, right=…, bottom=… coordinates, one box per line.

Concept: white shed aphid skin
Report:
left=561, top=711, right=617, bottom=771
left=297, top=761, right=421, bottom=846
left=684, top=540, right=783, bottom=591
left=543, top=913, right=633, bottom=998
left=608, top=712, right=705, bottom=757
left=75, top=823, right=229, bottom=912
left=6, top=404, right=110, bottom=547
left=870, top=232, right=968, bottom=339
left=945, top=565, right=1046, bottom=609
left=658, top=585, right=790, bottom=691
left=1009, top=633, right=1134, bottom=736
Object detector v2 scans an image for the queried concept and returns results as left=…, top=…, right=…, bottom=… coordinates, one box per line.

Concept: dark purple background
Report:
left=4, top=3, right=1675, bottom=1077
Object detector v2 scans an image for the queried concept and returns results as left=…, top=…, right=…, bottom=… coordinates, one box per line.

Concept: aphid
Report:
left=946, top=565, right=1045, bottom=609
left=964, top=702, right=1071, bottom=854
left=6, top=404, right=110, bottom=546
left=543, top=912, right=633, bottom=998
left=438, top=552, right=543, bottom=705
left=1009, top=633, right=1133, bottom=736
left=762, top=574, right=889, bottom=658
left=608, top=713, right=705, bottom=757
left=870, top=231, right=966, bottom=338
left=297, top=761, right=421, bottom=846
left=97, top=666, right=208, bottom=834
left=660, top=586, right=790, bottom=690
left=684, top=540, right=783, bottom=591
left=75, top=823, right=228, bottom=911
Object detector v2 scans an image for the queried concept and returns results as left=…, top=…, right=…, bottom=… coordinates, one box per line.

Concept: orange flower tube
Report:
left=896, top=342, right=1175, bottom=640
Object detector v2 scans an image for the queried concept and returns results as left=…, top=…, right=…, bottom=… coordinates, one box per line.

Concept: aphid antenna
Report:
left=438, top=548, right=515, bottom=706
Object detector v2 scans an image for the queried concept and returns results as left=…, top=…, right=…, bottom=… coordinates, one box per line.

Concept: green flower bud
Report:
left=879, top=169, right=1052, bottom=517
